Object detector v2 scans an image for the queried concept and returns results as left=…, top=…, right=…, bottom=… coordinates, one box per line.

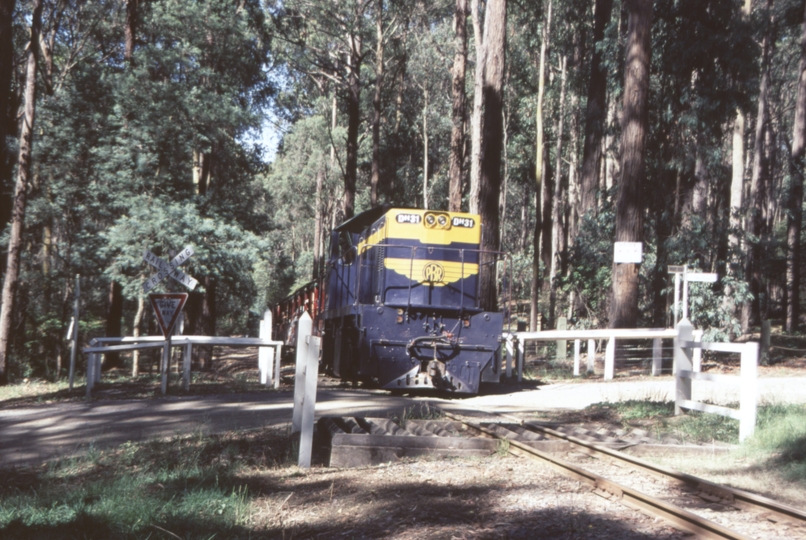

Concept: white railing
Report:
left=83, top=331, right=283, bottom=397
left=505, top=327, right=678, bottom=381
left=674, top=319, right=759, bottom=441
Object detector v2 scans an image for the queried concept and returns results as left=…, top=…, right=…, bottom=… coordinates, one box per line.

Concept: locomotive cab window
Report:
left=337, top=231, right=355, bottom=264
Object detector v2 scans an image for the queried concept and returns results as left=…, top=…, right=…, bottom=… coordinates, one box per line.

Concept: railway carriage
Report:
left=276, top=205, right=510, bottom=394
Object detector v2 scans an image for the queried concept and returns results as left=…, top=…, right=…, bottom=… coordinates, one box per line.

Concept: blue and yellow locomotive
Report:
left=318, top=205, right=508, bottom=394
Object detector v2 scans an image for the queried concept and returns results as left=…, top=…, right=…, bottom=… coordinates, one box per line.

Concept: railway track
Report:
left=320, top=413, right=806, bottom=539
left=444, top=412, right=806, bottom=540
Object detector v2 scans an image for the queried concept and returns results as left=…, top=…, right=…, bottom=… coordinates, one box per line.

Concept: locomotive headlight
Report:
left=437, top=215, right=447, bottom=227
left=425, top=214, right=436, bottom=226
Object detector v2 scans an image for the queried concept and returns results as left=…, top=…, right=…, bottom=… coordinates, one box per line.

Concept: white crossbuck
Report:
left=142, top=246, right=198, bottom=293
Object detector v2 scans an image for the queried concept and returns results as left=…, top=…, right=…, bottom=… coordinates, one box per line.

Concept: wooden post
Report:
left=674, top=319, right=693, bottom=415
left=760, top=320, right=770, bottom=365
left=692, top=329, right=703, bottom=372
left=259, top=309, right=273, bottom=386
left=505, top=336, right=514, bottom=379
left=161, top=335, right=171, bottom=395
left=652, top=338, right=662, bottom=376
left=292, top=312, right=313, bottom=434
left=604, top=336, right=615, bottom=380
left=556, top=317, right=567, bottom=361
left=573, top=339, right=581, bottom=376
left=274, top=343, right=282, bottom=390
left=94, top=354, right=102, bottom=384
left=739, top=341, right=759, bottom=441
left=85, top=352, right=95, bottom=398
left=68, top=274, right=80, bottom=389
left=587, top=339, right=595, bottom=373
left=299, top=330, right=321, bottom=468
left=182, top=341, right=192, bottom=391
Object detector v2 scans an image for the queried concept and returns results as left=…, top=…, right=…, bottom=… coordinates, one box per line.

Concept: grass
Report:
left=0, top=427, right=300, bottom=539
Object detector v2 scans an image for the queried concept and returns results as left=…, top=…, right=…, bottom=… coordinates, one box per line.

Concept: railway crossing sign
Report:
left=149, top=293, right=188, bottom=337
left=142, top=246, right=198, bottom=293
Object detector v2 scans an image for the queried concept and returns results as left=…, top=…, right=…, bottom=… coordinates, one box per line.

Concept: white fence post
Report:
left=573, top=339, right=581, bottom=376
left=292, top=312, right=313, bottom=434
left=652, top=338, right=662, bottom=376
left=517, top=338, right=524, bottom=381
left=692, top=329, right=703, bottom=372
left=85, top=352, right=95, bottom=398
left=604, top=337, right=615, bottom=380
left=740, top=342, right=759, bottom=441
left=674, top=319, right=694, bottom=415
left=587, top=339, right=596, bottom=374
left=556, top=317, right=567, bottom=361
left=274, top=344, right=282, bottom=389
left=291, top=311, right=320, bottom=469
left=259, top=309, right=273, bottom=386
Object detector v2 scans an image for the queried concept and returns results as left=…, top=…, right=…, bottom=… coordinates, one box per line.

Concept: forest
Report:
left=0, top=0, right=804, bottom=383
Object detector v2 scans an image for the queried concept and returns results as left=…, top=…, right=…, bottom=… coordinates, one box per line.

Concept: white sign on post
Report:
left=142, top=246, right=198, bottom=293
left=149, top=293, right=189, bottom=337
left=613, top=242, right=643, bottom=263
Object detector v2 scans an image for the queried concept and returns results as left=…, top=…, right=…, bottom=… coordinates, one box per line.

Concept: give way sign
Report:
left=149, top=293, right=188, bottom=337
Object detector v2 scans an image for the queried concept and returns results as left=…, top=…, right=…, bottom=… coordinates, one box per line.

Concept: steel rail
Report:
left=521, top=421, right=806, bottom=527
left=444, top=412, right=750, bottom=540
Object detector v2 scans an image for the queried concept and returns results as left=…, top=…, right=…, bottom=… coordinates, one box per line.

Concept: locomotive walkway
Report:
left=1, top=376, right=804, bottom=469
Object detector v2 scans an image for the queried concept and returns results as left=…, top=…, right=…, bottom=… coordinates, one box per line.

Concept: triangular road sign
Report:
left=149, top=293, right=189, bottom=337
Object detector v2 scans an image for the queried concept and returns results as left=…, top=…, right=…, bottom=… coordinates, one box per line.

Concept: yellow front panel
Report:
left=384, top=258, right=479, bottom=287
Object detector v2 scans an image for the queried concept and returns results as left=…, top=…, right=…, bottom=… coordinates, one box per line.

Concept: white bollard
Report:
left=274, top=344, right=282, bottom=390
left=587, top=339, right=596, bottom=373
left=573, top=340, right=581, bottom=376
left=692, top=329, right=703, bottom=372
left=739, top=342, right=759, bottom=441
left=652, top=338, right=662, bottom=376
left=556, top=317, right=567, bottom=361
left=604, top=337, right=615, bottom=380
left=674, top=319, right=694, bottom=415
left=94, top=353, right=102, bottom=384
left=259, top=309, right=273, bottom=386
left=292, top=312, right=313, bottom=434
left=69, top=274, right=80, bottom=390
left=161, top=335, right=171, bottom=395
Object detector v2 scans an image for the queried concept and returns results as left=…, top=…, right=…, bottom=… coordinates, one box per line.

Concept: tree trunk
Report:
left=370, top=0, right=384, bottom=208
left=468, top=0, right=485, bottom=214
left=478, top=0, right=507, bottom=312
left=549, top=55, right=567, bottom=325
left=610, top=0, right=652, bottom=330
left=198, top=276, right=217, bottom=370
left=105, top=281, right=124, bottom=368
left=313, top=167, right=324, bottom=279
left=0, top=0, right=43, bottom=385
left=578, top=0, right=614, bottom=219
left=787, top=0, right=806, bottom=333
left=742, top=0, right=774, bottom=333
left=0, top=0, right=17, bottom=261
left=449, top=0, right=468, bottom=212
left=422, top=88, right=429, bottom=209
left=125, top=0, right=139, bottom=62
left=344, top=6, right=364, bottom=220
left=529, top=0, right=551, bottom=331
left=132, top=293, right=145, bottom=377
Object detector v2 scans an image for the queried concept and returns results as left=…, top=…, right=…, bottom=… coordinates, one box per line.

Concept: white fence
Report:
left=674, top=320, right=759, bottom=441
left=506, top=328, right=678, bottom=381
left=83, top=333, right=283, bottom=397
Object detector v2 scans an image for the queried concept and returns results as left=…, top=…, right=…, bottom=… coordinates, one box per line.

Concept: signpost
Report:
left=667, top=265, right=718, bottom=325
left=143, top=246, right=197, bottom=394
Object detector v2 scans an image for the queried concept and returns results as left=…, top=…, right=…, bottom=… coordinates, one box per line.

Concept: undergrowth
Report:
left=0, top=427, right=298, bottom=539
